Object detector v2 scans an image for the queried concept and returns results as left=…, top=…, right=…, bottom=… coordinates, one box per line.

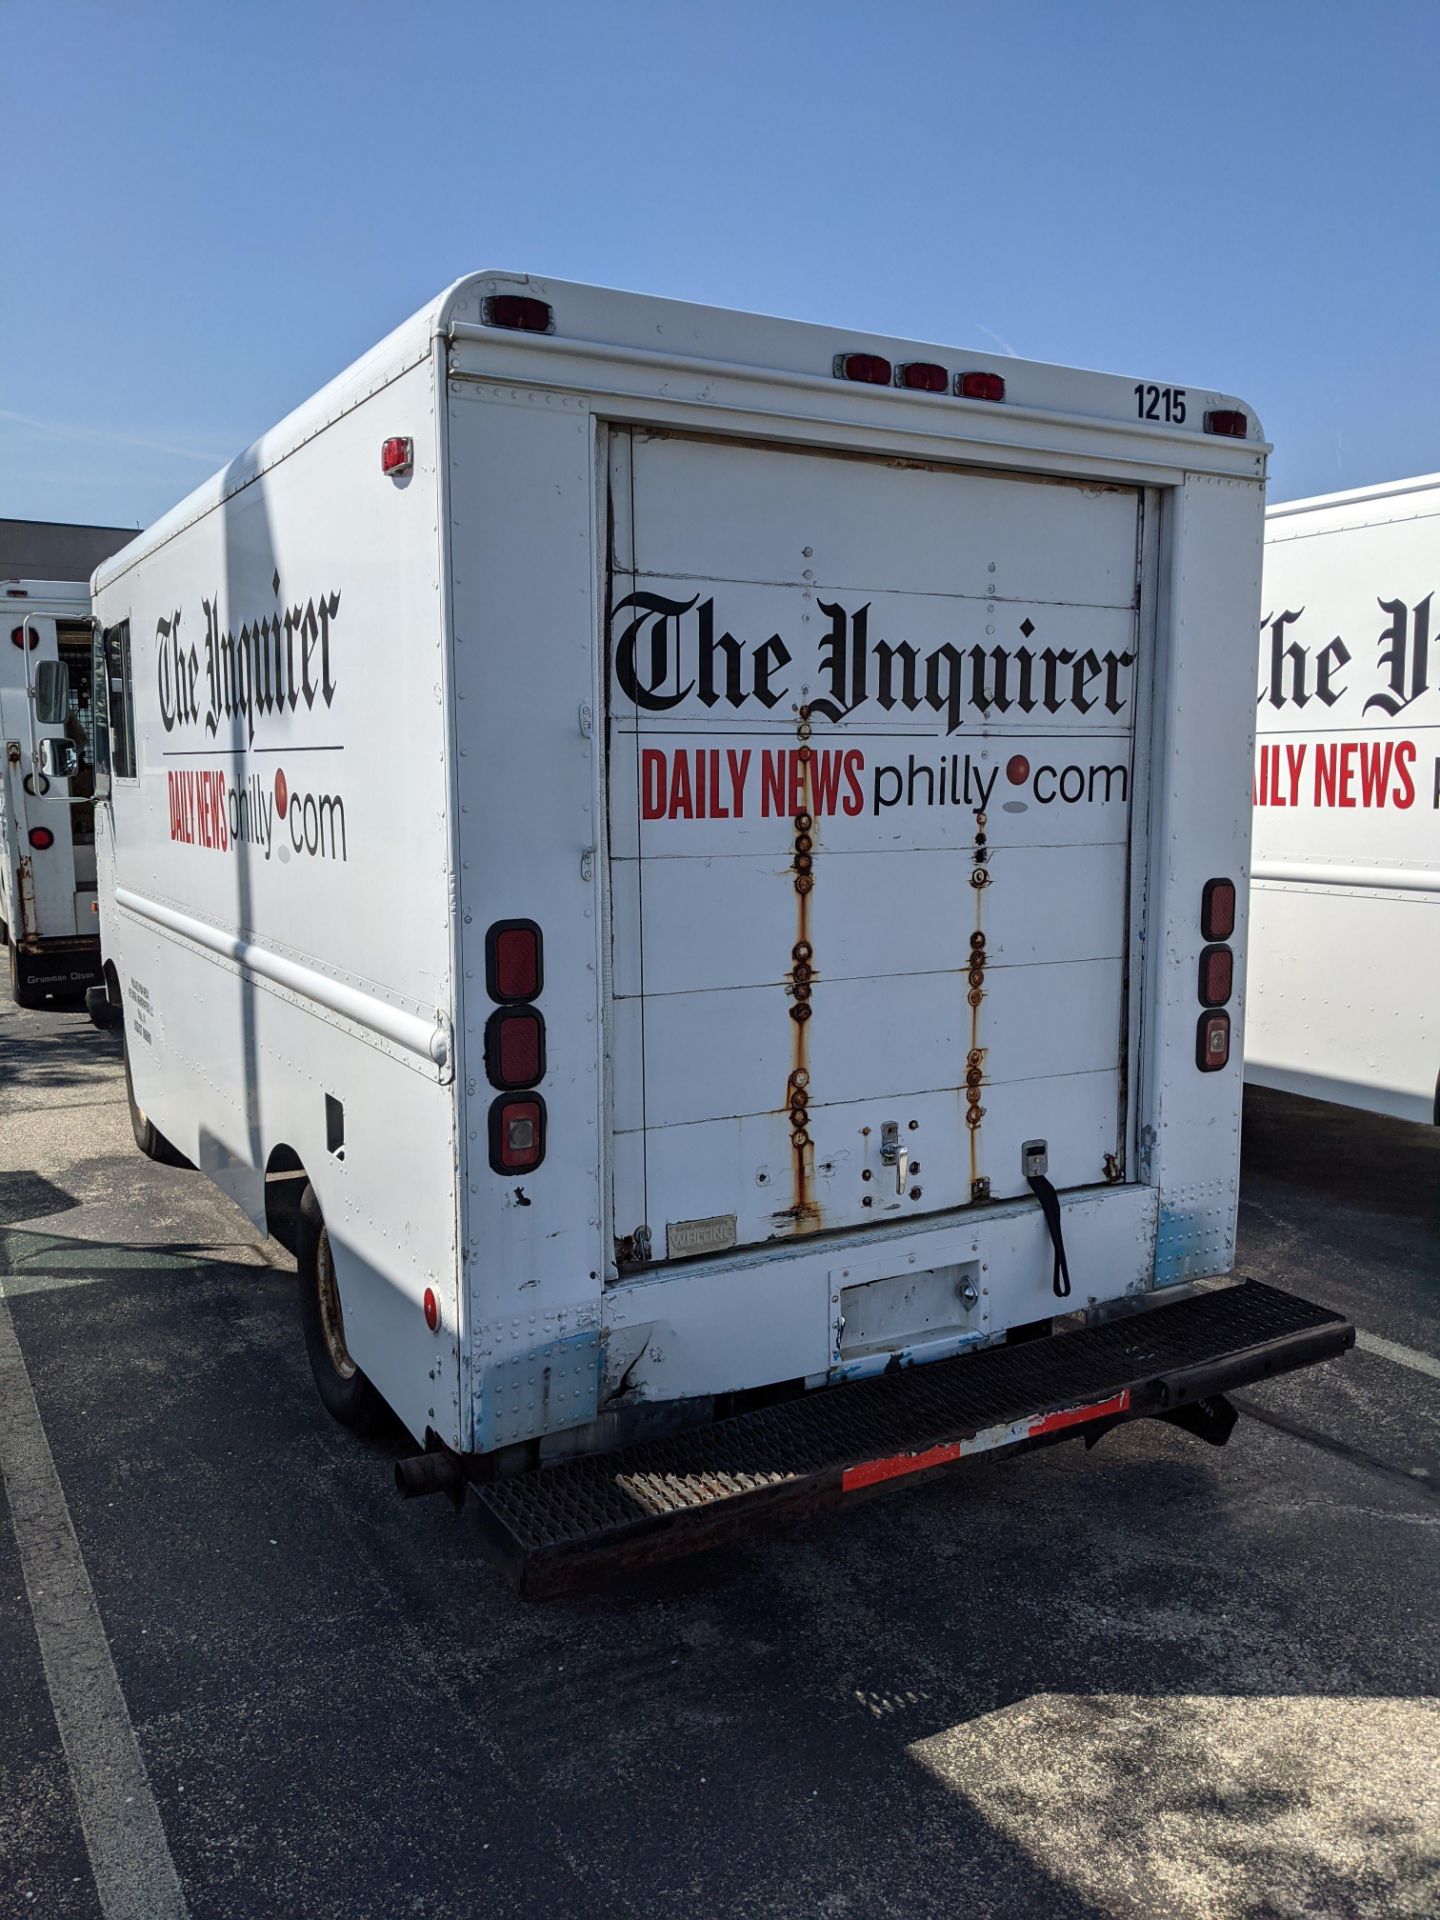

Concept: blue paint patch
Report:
left=1154, top=1207, right=1202, bottom=1286
left=474, top=1329, right=602, bottom=1451
left=829, top=1329, right=987, bottom=1386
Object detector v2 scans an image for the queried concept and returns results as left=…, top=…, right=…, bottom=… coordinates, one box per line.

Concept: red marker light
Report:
left=1196, top=1010, right=1231, bottom=1072
left=273, top=768, right=289, bottom=819
left=381, top=436, right=412, bottom=476
left=485, top=1006, right=546, bottom=1090
left=490, top=1094, right=546, bottom=1173
left=28, top=827, right=54, bottom=850
left=423, top=1287, right=439, bottom=1333
left=957, top=371, right=1005, bottom=402
left=834, top=352, right=893, bottom=385
left=483, top=294, right=553, bottom=334
left=1204, top=409, right=1247, bottom=438
left=486, top=920, right=543, bottom=1003
left=1006, top=754, right=1030, bottom=785
left=11, top=625, right=38, bottom=650
left=897, top=361, right=948, bottom=393
left=1198, top=944, right=1234, bottom=1008
left=1201, top=877, right=1236, bottom=941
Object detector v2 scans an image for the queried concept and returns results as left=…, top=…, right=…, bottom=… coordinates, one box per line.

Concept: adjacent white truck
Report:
left=1, top=579, right=103, bottom=1006
left=89, top=274, right=1351, bottom=1591
left=1248, top=473, right=1440, bottom=1125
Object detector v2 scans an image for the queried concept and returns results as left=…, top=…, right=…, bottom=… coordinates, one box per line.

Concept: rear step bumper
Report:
left=469, top=1279, right=1353, bottom=1597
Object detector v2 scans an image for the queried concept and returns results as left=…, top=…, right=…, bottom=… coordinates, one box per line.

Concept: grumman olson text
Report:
left=89, top=273, right=1352, bottom=1592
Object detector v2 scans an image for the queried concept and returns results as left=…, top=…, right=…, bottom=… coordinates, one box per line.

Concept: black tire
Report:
left=296, top=1183, right=384, bottom=1435
left=121, top=1020, right=191, bottom=1166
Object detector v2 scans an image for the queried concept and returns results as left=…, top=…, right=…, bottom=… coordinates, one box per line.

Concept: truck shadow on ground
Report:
left=0, top=1005, right=122, bottom=1099
left=1242, top=1085, right=1440, bottom=1229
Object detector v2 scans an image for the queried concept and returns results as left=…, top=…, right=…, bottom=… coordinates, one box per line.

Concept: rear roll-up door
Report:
left=606, top=431, right=1143, bottom=1267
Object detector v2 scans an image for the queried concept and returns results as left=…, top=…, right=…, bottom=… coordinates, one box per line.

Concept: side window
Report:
left=105, top=620, right=137, bottom=780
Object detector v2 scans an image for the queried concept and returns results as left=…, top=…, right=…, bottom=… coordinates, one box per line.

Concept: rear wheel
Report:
left=121, top=1020, right=191, bottom=1166
left=296, top=1183, right=384, bottom=1435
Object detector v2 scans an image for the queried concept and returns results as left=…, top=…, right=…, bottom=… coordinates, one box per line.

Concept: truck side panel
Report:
left=94, top=356, right=465, bottom=1446
left=446, top=385, right=606, bottom=1452
left=1248, top=481, right=1440, bottom=1123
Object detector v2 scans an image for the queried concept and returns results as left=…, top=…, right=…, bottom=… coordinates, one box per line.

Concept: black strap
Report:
left=1027, top=1173, right=1073, bottom=1300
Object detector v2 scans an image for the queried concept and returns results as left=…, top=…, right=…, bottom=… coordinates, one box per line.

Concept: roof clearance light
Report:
left=1198, top=944, right=1234, bottom=1008
left=834, top=352, right=893, bottom=385
left=1201, top=877, right=1237, bottom=942
left=483, top=294, right=554, bottom=334
left=1196, top=1010, right=1231, bottom=1072
left=28, top=827, right=54, bottom=850
left=1205, top=409, right=1247, bottom=438
left=897, top=361, right=948, bottom=393
left=957, top=371, right=1005, bottom=402
left=380, top=436, right=413, bottom=477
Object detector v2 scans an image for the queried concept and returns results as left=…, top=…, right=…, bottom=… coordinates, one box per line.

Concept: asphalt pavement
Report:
left=1, top=996, right=1436, bottom=1920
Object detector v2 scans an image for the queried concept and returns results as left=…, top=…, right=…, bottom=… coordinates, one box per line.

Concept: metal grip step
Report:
left=469, top=1279, right=1353, bottom=1597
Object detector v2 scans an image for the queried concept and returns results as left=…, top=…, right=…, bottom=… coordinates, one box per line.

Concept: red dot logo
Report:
left=1006, top=754, right=1031, bottom=785
left=274, top=768, right=288, bottom=818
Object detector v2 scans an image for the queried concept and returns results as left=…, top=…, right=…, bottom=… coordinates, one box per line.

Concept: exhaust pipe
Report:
left=395, top=1447, right=466, bottom=1505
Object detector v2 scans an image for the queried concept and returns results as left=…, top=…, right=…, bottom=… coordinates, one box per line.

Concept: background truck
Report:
left=89, top=273, right=1351, bottom=1591
left=1248, top=472, right=1440, bottom=1125
left=2, top=578, right=103, bottom=1005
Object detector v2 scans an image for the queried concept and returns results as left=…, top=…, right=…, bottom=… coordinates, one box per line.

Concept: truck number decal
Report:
left=1133, top=383, right=1186, bottom=424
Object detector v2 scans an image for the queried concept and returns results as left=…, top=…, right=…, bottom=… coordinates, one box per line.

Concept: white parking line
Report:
left=1355, top=1329, right=1440, bottom=1382
left=0, top=1280, right=189, bottom=1920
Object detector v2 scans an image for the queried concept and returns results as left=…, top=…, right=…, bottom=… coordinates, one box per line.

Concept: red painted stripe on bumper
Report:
left=843, top=1441, right=962, bottom=1492
left=840, top=1387, right=1133, bottom=1493
left=1028, top=1387, right=1132, bottom=1436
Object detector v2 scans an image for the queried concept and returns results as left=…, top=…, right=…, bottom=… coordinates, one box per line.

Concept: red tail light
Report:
left=482, top=294, right=553, bottom=334
left=28, top=827, right=54, bottom=850
left=1201, top=877, right=1236, bottom=941
left=957, top=371, right=1005, bottom=402
left=897, top=361, right=947, bottom=393
left=834, top=352, right=892, bottom=385
left=1204, top=409, right=1247, bottom=438
left=490, top=1095, right=546, bottom=1173
left=1196, top=1011, right=1231, bottom=1072
left=381, top=436, right=412, bottom=476
left=1198, top=944, right=1234, bottom=1007
left=486, top=920, right=543, bottom=1002
left=485, top=1006, right=546, bottom=1090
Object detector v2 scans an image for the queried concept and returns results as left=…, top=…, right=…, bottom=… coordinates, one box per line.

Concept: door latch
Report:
left=880, top=1120, right=908, bottom=1194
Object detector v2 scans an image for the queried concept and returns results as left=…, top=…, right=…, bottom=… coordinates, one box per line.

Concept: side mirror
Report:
left=35, top=659, right=70, bottom=726
left=38, top=736, right=79, bottom=779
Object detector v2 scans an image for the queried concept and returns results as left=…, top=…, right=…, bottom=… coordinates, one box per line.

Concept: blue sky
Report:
left=4, top=0, right=1437, bottom=530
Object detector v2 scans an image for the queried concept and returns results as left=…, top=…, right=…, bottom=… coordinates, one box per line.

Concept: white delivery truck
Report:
left=1248, top=473, right=1440, bottom=1125
left=90, top=274, right=1351, bottom=1591
left=1, top=578, right=104, bottom=1005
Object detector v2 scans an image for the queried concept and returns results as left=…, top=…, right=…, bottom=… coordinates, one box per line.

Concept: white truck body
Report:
left=1248, top=474, right=1440, bottom=1125
left=1, top=578, right=103, bottom=1003
left=91, top=273, right=1273, bottom=1467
